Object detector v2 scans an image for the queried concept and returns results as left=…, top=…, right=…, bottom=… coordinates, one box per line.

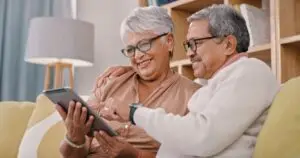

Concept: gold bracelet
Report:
left=64, top=135, right=86, bottom=149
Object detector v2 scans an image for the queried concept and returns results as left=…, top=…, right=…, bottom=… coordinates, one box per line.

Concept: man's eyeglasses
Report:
left=121, top=33, right=168, bottom=58
left=183, top=36, right=217, bottom=53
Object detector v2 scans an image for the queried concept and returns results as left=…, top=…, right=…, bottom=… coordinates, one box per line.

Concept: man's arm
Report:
left=133, top=67, right=279, bottom=156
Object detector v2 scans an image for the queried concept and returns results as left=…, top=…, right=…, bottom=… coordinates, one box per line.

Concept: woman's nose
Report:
left=134, top=50, right=145, bottom=59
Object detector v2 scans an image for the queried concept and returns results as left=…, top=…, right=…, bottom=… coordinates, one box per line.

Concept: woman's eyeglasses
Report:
left=121, top=33, right=168, bottom=58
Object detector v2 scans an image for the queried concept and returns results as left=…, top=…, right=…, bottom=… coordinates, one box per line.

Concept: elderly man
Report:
left=100, top=4, right=280, bottom=158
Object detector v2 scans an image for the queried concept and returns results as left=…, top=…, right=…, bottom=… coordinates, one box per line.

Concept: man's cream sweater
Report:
left=134, top=57, right=280, bottom=158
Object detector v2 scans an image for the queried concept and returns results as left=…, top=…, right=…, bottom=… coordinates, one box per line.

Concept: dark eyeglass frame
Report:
left=183, top=36, right=217, bottom=53
left=121, top=33, right=169, bottom=58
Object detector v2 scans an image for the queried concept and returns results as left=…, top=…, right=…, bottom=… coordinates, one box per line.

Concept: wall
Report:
left=75, top=0, right=138, bottom=95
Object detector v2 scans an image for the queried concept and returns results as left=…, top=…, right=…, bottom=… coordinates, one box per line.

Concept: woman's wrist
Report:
left=65, top=134, right=86, bottom=148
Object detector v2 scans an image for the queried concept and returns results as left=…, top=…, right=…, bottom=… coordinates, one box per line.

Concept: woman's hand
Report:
left=56, top=101, right=94, bottom=145
left=94, top=131, right=139, bottom=158
left=99, top=98, right=129, bottom=123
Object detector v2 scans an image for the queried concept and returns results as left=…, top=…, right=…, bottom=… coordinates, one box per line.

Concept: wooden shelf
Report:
left=279, top=0, right=300, bottom=38
left=137, top=0, right=148, bottom=7
left=170, top=59, right=191, bottom=68
left=280, top=34, right=300, bottom=45
left=170, top=59, right=195, bottom=80
left=162, top=0, right=223, bottom=13
left=247, top=43, right=271, bottom=65
left=280, top=44, right=300, bottom=82
left=248, top=43, right=271, bottom=53
left=224, top=0, right=262, bottom=8
left=139, top=0, right=300, bottom=83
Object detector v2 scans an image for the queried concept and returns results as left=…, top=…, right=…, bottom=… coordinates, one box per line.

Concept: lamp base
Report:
left=44, top=62, right=74, bottom=90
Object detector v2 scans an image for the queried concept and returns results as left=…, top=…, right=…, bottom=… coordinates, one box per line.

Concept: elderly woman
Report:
left=100, top=4, right=280, bottom=158
left=57, top=6, right=200, bottom=158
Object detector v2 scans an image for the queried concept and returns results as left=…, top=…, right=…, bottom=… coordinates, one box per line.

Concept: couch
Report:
left=0, top=77, right=300, bottom=158
left=253, top=76, right=300, bottom=158
left=0, top=95, right=66, bottom=158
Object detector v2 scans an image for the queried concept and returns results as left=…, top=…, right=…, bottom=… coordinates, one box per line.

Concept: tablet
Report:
left=43, top=88, right=118, bottom=137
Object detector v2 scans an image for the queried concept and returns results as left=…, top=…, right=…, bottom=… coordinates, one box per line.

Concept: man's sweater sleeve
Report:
left=134, top=68, right=279, bottom=157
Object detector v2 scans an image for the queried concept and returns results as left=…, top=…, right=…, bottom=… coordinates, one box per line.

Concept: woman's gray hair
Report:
left=120, top=6, right=174, bottom=43
left=188, top=4, right=250, bottom=53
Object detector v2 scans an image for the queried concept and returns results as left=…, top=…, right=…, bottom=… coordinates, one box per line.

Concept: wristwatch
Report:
left=129, top=103, right=143, bottom=125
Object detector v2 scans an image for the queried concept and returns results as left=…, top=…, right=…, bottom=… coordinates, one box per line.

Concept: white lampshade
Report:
left=25, top=17, right=94, bottom=67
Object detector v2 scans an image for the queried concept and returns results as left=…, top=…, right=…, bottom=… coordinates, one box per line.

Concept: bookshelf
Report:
left=138, top=0, right=300, bottom=83
left=276, top=0, right=300, bottom=83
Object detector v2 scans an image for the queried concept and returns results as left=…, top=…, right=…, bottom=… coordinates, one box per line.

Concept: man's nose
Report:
left=186, top=49, right=195, bottom=59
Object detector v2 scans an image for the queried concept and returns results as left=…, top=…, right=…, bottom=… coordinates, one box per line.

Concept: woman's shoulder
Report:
left=92, top=69, right=136, bottom=101
left=175, top=73, right=201, bottom=92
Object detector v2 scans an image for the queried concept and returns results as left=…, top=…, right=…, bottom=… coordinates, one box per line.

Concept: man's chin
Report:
left=193, top=71, right=205, bottom=79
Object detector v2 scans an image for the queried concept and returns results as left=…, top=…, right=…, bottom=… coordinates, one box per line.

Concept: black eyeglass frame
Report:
left=121, top=33, right=169, bottom=58
left=183, top=36, right=217, bottom=53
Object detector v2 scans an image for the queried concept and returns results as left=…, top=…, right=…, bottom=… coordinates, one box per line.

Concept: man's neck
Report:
left=210, top=52, right=247, bottom=79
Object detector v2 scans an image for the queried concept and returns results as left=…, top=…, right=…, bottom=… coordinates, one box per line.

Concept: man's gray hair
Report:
left=120, top=6, right=174, bottom=43
left=188, top=4, right=250, bottom=53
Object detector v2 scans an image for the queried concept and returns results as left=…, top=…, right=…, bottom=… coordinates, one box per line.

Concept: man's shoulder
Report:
left=224, top=57, right=273, bottom=77
left=238, top=57, right=274, bottom=78
left=220, top=57, right=278, bottom=87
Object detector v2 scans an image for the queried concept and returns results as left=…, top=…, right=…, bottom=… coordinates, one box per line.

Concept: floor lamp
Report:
left=24, top=17, right=94, bottom=90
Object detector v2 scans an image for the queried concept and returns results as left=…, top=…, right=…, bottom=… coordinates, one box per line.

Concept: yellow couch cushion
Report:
left=254, top=77, right=300, bottom=158
left=0, top=101, right=36, bottom=158
left=18, top=94, right=66, bottom=158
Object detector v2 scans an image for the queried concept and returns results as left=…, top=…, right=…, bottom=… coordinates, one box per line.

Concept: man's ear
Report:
left=223, top=35, right=237, bottom=55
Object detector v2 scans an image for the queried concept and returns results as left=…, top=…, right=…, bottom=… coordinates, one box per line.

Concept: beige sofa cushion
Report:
left=254, top=77, right=300, bottom=158
left=0, top=101, right=36, bottom=158
left=18, top=94, right=66, bottom=158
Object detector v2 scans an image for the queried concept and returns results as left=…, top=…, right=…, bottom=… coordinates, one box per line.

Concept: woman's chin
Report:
left=138, top=69, right=156, bottom=80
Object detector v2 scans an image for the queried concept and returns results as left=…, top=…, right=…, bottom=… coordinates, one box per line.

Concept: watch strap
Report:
left=129, top=103, right=143, bottom=125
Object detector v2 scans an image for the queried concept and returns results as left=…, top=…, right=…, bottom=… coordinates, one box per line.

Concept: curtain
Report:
left=0, top=0, right=72, bottom=101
